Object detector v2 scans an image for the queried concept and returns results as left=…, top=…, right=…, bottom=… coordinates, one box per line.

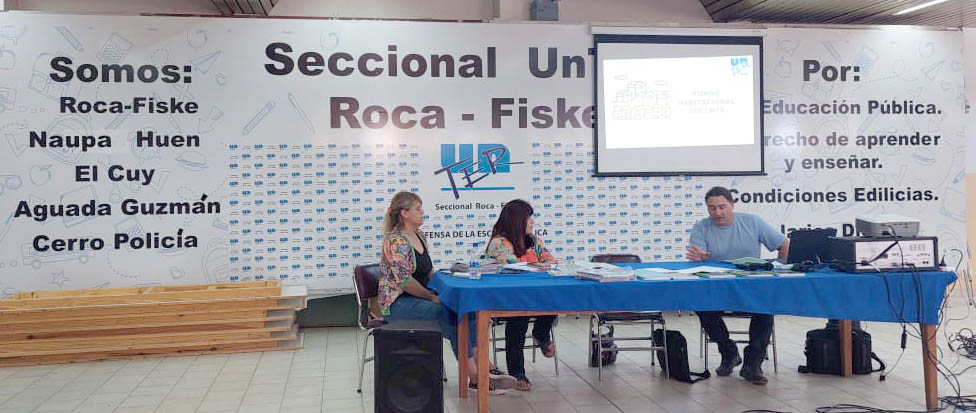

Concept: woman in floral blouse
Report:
left=485, top=199, right=557, bottom=391
left=379, top=191, right=515, bottom=393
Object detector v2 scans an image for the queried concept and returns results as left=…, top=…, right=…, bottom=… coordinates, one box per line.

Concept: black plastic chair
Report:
left=354, top=263, right=386, bottom=393
left=588, top=254, right=668, bottom=381
left=700, top=312, right=778, bottom=373
left=490, top=318, right=559, bottom=375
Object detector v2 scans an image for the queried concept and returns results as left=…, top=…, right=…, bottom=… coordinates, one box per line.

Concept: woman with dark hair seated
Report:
left=379, top=191, right=516, bottom=394
left=485, top=199, right=557, bottom=391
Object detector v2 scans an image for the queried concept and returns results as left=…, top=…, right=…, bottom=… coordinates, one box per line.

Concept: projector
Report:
left=855, top=214, right=920, bottom=237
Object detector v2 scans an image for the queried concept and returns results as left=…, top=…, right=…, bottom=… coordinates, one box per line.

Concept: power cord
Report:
left=866, top=260, right=907, bottom=381
left=947, top=328, right=976, bottom=360
left=941, top=248, right=976, bottom=376
left=814, top=404, right=937, bottom=413
left=832, top=229, right=971, bottom=410
left=741, top=410, right=792, bottom=413
left=812, top=228, right=971, bottom=413
left=938, top=394, right=976, bottom=411
left=815, top=396, right=976, bottom=412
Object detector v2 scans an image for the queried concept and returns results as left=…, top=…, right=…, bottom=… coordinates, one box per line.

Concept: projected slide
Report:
left=594, top=35, right=764, bottom=176
left=604, top=55, right=755, bottom=149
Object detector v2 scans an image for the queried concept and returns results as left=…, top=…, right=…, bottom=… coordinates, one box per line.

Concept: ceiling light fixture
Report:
left=893, top=0, right=952, bottom=15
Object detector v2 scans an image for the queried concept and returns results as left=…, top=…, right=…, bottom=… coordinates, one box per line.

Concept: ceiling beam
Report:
left=710, top=0, right=774, bottom=22
left=210, top=0, right=275, bottom=15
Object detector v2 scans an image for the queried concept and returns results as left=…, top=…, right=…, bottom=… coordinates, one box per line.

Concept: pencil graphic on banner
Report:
left=952, top=168, right=964, bottom=184
left=243, top=101, right=276, bottom=135
left=105, top=109, right=131, bottom=130
left=288, top=93, right=316, bottom=133
left=0, top=211, right=14, bottom=246
left=55, top=26, right=84, bottom=51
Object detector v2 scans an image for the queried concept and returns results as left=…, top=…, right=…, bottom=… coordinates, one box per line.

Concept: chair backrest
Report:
left=590, top=254, right=642, bottom=264
left=353, top=263, right=382, bottom=329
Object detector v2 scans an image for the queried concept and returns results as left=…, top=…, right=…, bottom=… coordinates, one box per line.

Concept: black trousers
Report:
left=503, top=315, right=556, bottom=378
left=698, top=311, right=773, bottom=369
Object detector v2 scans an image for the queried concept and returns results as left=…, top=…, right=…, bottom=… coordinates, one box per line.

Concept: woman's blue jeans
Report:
left=387, top=295, right=477, bottom=358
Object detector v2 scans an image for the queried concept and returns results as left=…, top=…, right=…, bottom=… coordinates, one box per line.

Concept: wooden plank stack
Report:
left=0, top=280, right=307, bottom=366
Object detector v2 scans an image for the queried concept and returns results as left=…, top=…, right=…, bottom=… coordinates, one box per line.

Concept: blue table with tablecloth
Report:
left=428, top=262, right=957, bottom=412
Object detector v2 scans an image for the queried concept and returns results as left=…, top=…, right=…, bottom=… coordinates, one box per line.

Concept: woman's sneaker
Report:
left=487, top=368, right=517, bottom=389
left=468, top=380, right=508, bottom=395
left=467, top=368, right=517, bottom=395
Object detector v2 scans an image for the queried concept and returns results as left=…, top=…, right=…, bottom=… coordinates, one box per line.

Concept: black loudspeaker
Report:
left=374, top=320, right=443, bottom=413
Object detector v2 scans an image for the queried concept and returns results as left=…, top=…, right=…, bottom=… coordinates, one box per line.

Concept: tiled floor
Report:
left=0, top=289, right=974, bottom=412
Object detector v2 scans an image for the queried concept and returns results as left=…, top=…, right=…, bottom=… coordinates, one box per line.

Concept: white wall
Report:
left=967, top=28, right=976, bottom=174
left=10, top=0, right=711, bottom=23
left=272, top=0, right=711, bottom=23
left=963, top=28, right=976, bottom=274
left=556, top=0, right=710, bottom=23
left=272, top=0, right=710, bottom=23
left=271, top=0, right=493, bottom=20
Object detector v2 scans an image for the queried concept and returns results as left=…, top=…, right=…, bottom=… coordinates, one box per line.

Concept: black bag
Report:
left=653, top=329, right=710, bottom=383
left=589, top=325, right=618, bottom=367
left=799, top=325, right=885, bottom=375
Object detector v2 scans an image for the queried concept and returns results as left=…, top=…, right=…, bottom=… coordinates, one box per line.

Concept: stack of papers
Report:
left=576, top=266, right=636, bottom=282
left=574, top=262, right=620, bottom=271
left=632, top=265, right=807, bottom=280
left=635, top=269, right=700, bottom=281
left=725, top=257, right=769, bottom=265
left=649, top=266, right=738, bottom=279
left=698, top=272, right=737, bottom=279
left=673, top=266, right=733, bottom=274
left=738, top=271, right=806, bottom=278
left=548, top=264, right=577, bottom=277
left=501, top=262, right=548, bottom=273
left=549, top=261, right=625, bottom=277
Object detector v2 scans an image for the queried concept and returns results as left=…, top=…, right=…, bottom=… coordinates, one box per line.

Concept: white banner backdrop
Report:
left=0, top=15, right=964, bottom=297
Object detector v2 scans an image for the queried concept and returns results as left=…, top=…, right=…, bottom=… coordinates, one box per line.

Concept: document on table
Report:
left=725, top=257, right=768, bottom=265
left=577, top=266, right=636, bottom=282
left=574, top=262, right=620, bottom=271
left=502, top=262, right=547, bottom=272
left=698, top=272, right=737, bottom=279
left=635, top=265, right=729, bottom=274
left=549, top=263, right=578, bottom=276
left=578, top=266, right=635, bottom=277
left=738, top=271, right=805, bottom=277
left=635, top=269, right=700, bottom=281
left=673, top=266, right=732, bottom=274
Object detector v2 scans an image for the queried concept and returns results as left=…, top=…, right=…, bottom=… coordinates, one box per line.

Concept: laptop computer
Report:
left=785, top=228, right=837, bottom=264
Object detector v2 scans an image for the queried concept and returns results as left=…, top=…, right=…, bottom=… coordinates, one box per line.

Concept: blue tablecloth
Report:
left=428, top=262, right=957, bottom=325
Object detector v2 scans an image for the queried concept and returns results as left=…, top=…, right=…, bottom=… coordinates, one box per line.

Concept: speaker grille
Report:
left=374, top=320, right=443, bottom=413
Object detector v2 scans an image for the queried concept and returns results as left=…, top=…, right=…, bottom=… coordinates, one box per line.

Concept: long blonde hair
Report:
left=383, top=191, right=422, bottom=234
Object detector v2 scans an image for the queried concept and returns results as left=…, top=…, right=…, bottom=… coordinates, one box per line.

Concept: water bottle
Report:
left=467, top=242, right=483, bottom=279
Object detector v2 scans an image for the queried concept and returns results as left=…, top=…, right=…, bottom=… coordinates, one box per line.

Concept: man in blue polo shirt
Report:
left=687, top=186, right=789, bottom=385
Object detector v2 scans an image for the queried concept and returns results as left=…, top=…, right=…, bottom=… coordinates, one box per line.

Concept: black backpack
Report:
left=799, top=325, right=885, bottom=375
left=589, top=325, right=618, bottom=367
left=653, top=329, right=710, bottom=383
